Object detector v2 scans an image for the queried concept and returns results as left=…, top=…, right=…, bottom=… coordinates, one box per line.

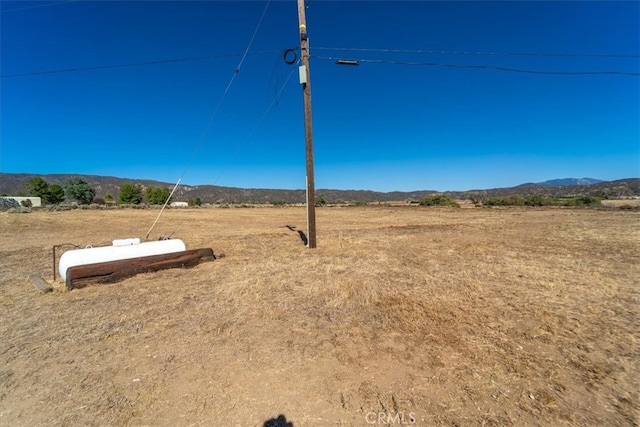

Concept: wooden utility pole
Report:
left=297, top=0, right=317, bottom=248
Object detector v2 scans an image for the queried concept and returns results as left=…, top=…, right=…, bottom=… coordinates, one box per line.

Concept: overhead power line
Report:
left=313, top=55, right=640, bottom=76
left=1, top=0, right=78, bottom=13
left=212, top=64, right=299, bottom=187
left=146, top=0, right=272, bottom=240
left=314, top=46, right=640, bottom=59
left=0, top=50, right=283, bottom=79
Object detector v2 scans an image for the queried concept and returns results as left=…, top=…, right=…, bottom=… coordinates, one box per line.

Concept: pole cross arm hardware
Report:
left=299, top=23, right=308, bottom=40
left=336, top=59, right=360, bottom=66
left=299, top=65, right=308, bottom=84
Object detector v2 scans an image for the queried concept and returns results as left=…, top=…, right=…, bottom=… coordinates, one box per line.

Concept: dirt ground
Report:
left=0, top=206, right=638, bottom=426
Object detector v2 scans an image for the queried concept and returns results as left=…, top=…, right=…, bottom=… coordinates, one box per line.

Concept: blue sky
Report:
left=1, top=1, right=638, bottom=192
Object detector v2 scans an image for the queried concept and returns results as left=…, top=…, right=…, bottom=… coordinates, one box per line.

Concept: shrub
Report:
left=419, top=194, right=459, bottom=207
left=524, top=194, right=550, bottom=206
left=572, top=195, right=602, bottom=206
left=8, top=206, right=31, bottom=214
left=315, top=194, right=327, bottom=206
left=618, top=204, right=639, bottom=211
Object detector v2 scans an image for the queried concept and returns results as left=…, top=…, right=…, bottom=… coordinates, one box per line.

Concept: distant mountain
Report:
left=1, top=173, right=638, bottom=204
left=461, top=178, right=639, bottom=199
left=538, top=178, right=604, bottom=186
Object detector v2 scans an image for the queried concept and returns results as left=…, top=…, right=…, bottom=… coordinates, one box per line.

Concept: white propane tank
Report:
left=58, top=238, right=186, bottom=281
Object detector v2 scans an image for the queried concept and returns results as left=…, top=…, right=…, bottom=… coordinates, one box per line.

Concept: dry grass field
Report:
left=0, top=206, right=638, bottom=426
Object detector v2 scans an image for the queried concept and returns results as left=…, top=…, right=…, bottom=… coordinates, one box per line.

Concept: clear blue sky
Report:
left=1, top=1, right=638, bottom=192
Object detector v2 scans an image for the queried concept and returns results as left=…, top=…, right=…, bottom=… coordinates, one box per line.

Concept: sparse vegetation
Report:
left=483, top=194, right=603, bottom=207
left=0, top=207, right=637, bottom=426
left=562, top=195, right=603, bottom=207
left=6, top=206, right=31, bottom=213
left=188, top=197, right=203, bottom=206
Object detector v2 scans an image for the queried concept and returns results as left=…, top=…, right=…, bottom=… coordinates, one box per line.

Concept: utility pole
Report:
left=297, top=0, right=317, bottom=248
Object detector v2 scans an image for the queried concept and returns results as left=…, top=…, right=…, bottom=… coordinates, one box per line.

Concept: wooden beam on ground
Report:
left=29, top=275, right=53, bottom=293
left=65, top=248, right=216, bottom=290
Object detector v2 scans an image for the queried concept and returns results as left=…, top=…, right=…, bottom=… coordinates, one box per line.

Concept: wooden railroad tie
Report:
left=65, top=248, right=216, bottom=290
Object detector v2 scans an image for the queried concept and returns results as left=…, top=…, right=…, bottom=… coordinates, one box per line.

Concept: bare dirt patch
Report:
left=1, top=206, right=638, bottom=426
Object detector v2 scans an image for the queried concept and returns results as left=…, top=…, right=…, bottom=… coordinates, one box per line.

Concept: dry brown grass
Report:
left=1, top=206, right=638, bottom=426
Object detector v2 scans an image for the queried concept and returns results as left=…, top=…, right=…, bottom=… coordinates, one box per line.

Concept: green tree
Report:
left=64, top=178, right=96, bottom=205
left=105, top=193, right=114, bottom=203
left=118, top=183, right=143, bottom=204
left=28, top=177, right=50, bottom=200
left=21, top=199, right=33, bottom=208
left=144, top=186, right=171, bottom=205
left=47, top=184, right=65, bottom=204
left=144, top=186, right=154, bottom=204
left=155, top=187, right=170, bottom=205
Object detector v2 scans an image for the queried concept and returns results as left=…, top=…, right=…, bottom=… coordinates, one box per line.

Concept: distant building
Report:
left=2, top=196, right=42, bottom=207
left=170, top=201, right=188, bottom=208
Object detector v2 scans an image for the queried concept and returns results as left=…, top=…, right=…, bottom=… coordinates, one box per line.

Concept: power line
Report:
left=180, top=0, right=272, bottom=172
left=0, top=50, right=282, bottom=79
left=314, top=46, right=640, bottom=59
left=212, top=64, right=299, bottom=187
left=146, top=0, right=272, bottom=239
left=234, top=0, right=272, bottom=74
left=312, top=55, right=640, bottom=76
left=1, top=0, right=78, bottom=13
left=160, top=57, right=297, bottom=240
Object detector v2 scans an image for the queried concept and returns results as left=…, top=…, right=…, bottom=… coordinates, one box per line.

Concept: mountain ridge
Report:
left=1, top=173, right=638, bottom=203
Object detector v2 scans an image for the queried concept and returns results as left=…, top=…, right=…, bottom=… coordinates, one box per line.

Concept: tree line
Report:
left=417, top=193, right=603, bottom=207
left=22, top=177, right=174, bottom=206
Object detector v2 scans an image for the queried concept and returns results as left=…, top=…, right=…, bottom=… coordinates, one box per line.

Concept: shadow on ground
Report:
left=263, top=414, right=294, bottom=427
left=285, top=225, right=308, bottom=246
